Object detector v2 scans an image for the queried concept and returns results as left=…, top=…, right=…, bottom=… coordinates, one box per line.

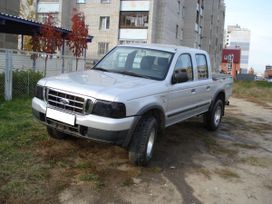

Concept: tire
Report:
left=47, top=127, right=67, bottom=139
left=129, top=115, right=158, bottom=166
left=204, top=99, right=224, bottom=131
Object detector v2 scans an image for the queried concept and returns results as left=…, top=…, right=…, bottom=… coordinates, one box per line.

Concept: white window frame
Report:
left=98, top=42, right=109, bottom=55
left=99, top=16, right=110, bottom=30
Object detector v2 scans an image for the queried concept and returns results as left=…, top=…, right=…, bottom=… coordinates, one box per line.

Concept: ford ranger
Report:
left=32, top=44, right=233, bottom=165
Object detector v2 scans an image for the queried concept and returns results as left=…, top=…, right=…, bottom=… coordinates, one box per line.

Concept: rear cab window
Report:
left=195, top=54, right=209, bottom=80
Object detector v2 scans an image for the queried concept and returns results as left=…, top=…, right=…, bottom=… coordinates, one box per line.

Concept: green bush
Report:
left=0, top=69, right=43, bottom=101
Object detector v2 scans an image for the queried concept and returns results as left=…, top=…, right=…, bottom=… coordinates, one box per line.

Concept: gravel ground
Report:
left=58, top=97, right=272, bottom=204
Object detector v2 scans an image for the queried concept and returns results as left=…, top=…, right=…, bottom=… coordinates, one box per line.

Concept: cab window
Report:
left=173, top=54, right=193, bottom=83
left=196, top=54, right=209, bottom=79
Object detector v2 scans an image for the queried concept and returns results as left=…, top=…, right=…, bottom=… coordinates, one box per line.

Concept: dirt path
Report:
left=58, top=97, right=272, bottom=204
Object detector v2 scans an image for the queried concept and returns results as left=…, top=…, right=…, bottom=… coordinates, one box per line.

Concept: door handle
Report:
left=191, top=89, right=196, bottom=94
left=206, top=86, right=210, bottom=91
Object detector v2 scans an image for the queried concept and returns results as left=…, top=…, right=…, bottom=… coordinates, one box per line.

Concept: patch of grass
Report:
left=264, top=185, right=272, bottom=191
left=75, top=162, right=93, bottom=169
left=79, top=173, right=105, bottom=189
left=233, top=143, right=258, bottom=149
left=121, top=178, right=134, bottom=187
left=202, top=136, right=217, bottom=148
left=233, top=80, right=272, bottom=104
left=202, top=136, right=238, bottom=157
left=240, top=157, right=270, bottom=167
left=214, top=168, right=240, bottom=180
left=79, top=173, right=99, bottom=182
left=149, top=166, right=162, bottom=173
left=195, top=168, right=211, bottom=179
left=0, top=99, right=66, bottom=203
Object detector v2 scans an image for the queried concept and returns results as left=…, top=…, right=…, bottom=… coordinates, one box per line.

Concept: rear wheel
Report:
left=204, top=99, right=224, bottom=131
left=47, top=127, right=67, bottom=139
left=129, top=115, right=158, bottom=166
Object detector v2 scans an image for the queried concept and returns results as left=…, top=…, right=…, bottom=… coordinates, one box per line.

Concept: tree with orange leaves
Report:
left=67, top=9, right=89, bottom=71
left=30, top=34, right=41, bottom=70
left=40, top=14, right=63, bottom=76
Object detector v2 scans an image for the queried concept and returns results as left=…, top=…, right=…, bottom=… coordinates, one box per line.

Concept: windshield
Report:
left=93, top=46, right=174, bottom=80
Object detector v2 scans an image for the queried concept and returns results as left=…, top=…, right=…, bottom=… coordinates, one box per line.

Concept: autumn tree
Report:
left=30, top=34, right=42, bottom=70
left=40, top=14, right=63, bottom=76
left=67, top=9, right=89, bottom=71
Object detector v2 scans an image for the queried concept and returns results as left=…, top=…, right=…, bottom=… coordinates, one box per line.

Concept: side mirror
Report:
left=172, top=71, right=189, bottom=84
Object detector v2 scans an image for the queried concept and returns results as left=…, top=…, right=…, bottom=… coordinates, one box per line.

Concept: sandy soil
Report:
left=58, top=97, right=272, bottom=204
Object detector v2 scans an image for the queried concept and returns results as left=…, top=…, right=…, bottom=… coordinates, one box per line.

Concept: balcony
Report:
left=121, top=1, right=150, bottom=11
left=119, top=29, right=148, bottom=40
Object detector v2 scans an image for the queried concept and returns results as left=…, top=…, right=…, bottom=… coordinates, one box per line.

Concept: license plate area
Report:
left=46, top=108, right=75, bottom=126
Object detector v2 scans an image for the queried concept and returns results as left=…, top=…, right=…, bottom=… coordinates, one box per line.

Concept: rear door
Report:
left=193, top=53, right=213, bottom=114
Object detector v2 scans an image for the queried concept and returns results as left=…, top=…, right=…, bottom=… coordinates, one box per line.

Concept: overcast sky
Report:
left=224, top=0, right=272, bottom=74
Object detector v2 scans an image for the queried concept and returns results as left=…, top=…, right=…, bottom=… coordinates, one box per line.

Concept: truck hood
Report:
left=38, top=70, right=163, bottom=101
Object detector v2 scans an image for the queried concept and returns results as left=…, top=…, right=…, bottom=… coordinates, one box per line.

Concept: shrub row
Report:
left=0, top=70, right=43, bottom=101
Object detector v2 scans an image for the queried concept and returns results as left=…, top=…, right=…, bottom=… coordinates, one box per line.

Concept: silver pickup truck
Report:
left=32, top=44, right=233, bottom=165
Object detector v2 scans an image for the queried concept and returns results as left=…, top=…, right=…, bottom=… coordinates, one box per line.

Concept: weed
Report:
left=233, top=143, right=258, bottom=149
left=240, top=157, right=270, bottom=167
left=121, top=178, right=133, bottom=187
left=214, top=168, right=240, bottom=180
left=79, top=173, right=105, bottom=189
left=75, top=162, right=92, bottom=169
left=79, top=173, right=99, bottom=182
left=149, top=167, right=162, bottom=173
left=202, top=136, right=237, bottom=157
left=264, top=185, right=272, bottom=191
left=233, top=80, right=272, bottom=104
left=202, top=136, right=217, bottom=148
left=195, top=168, right=211, bottom=179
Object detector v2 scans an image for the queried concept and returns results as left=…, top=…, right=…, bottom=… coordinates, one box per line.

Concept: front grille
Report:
left=47, top=89, right=85, bottom=114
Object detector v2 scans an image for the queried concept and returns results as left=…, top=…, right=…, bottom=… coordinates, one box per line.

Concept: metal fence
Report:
left=0, top=48, right=94, bottom=102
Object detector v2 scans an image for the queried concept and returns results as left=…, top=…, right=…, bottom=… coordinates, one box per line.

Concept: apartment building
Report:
left=182, top=0, right=204, bottom=49
left=76, top=0, right=186, bottom=60
left=33, top=0, right=225, bottom=68
left=202, top=0, right=225, bottom=71
left=36, top=0, right=76, bottom=29
left=0, top=0, right=20, bottom=48
left=224, top=25, right=251, bottom=70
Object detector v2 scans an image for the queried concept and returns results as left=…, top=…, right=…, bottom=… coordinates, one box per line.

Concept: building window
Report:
left=37, top=13, right=59, bottom=24
left=99, top=16, right=110, bottom=30
left=77, top=0, right=86, bottom=3
left=101, top=0, right=111, bottom=3
left=120, top=12, right=149, bottom=29
left=174, top=54, right=194, bottom=82
left=98, top=42, right=109, bottom=55
left=177, top=0, right=181, bottom=14
left=196, top=54, right=209, bottom=79
left=176, top=25, right=179, bottom=39
left=196, top=11, right=200, bottom=24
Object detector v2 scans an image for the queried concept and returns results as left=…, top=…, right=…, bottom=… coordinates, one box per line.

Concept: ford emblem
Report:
left=60, top=98, right=70, bottom=105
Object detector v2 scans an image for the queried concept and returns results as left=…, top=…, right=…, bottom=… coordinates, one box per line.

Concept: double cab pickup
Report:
left=32, top=44, right=233, bottom=165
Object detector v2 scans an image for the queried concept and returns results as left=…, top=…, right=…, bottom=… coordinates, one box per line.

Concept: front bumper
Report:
left=32, top=97, right=138, bottom=146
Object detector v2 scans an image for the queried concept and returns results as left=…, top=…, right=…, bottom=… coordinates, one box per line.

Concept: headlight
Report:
left=35, top=85, right=44, bottom=100
left=92, top=100, right=126, bottom=119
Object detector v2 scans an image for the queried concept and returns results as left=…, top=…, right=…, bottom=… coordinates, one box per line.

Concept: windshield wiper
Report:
left=92, top=67, right=109, bottom=72
left=116, top=71, right=152, bottom=79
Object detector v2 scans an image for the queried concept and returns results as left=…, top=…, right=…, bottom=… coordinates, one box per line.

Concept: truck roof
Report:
left=118, top=43, right=207, bottom=54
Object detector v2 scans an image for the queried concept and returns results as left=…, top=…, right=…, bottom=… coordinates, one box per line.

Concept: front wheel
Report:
left=204, top=99, right=224, bottom=131
left=129, top=115, right=158, bottom=166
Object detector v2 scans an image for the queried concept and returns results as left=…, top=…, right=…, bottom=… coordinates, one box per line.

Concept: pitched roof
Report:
left=0, top=12, right=93, bottom=42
